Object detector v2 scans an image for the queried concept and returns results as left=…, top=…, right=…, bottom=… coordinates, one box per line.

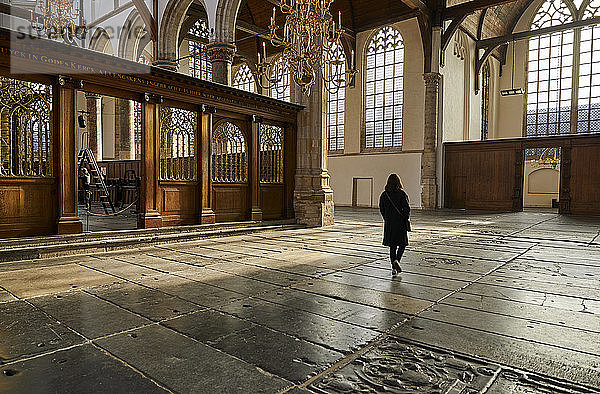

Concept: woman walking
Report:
left=379, top=174, right=411, bottom=276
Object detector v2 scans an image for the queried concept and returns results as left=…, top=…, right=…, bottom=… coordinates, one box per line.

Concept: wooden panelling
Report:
left=445, top=141, right=522, bottom=211
left=213, top=184, right=249, bottom=222
left=569, top=141, right=600, bottom=215
left=260, top=184, right=285, bottom=220
left=98, top=160, right=141, bottom=180
left=160, top=182, right=199, bottom=226
left=0, top=178, right=56, bottom=237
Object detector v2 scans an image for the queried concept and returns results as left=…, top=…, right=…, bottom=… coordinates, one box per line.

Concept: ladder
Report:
left=78, top=149, right=115, bottom=214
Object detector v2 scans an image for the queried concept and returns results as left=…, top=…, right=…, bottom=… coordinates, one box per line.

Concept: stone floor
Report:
left=78, top=204, right=138, bottom=232
left=0, top=208, right=599, bottom=393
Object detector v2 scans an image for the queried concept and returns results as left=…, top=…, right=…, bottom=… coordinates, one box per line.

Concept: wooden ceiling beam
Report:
left=443, top=0, right=521, bottom=20
left=236, top=20, right=285, bottom=45
left=400, top=0, right=429, bottom=14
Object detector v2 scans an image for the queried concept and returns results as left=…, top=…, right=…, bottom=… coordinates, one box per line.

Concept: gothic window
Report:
left=0, top=77, right=53, bottom=177
left=159, top=106, right=197, bottom=181
left=271, top=57, right=291, bottom=102
left=188, top=19, right=212, bottom=82
left=233, top=63, right=256, bottom=93
left=364, top=26, right=404, bottom=150
left=260, top=124, right=283, bottom=183
left=526, top=0, right=600, bottom=136
left=212, top=122, right=247, bottom=183
left=481, top=61, right=491, bottom=140
left=327, top=42, right=345, bottom=152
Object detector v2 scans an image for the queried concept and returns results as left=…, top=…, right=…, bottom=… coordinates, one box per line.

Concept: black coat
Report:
left=379, top=190, right=410, bottom=247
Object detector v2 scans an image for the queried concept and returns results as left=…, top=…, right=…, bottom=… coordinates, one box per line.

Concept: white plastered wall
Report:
left=328, top=19, right=425, bottom=209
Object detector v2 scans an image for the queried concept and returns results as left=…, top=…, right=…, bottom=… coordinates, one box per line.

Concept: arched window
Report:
left=327, top=43, right=345, bottom=152
left=159, top=106, right=196, bottom=181
left=365, top=26, right=404, bottom=150
left=260, top=124, right=284, bottom=183
left=526, top=0, right=600, bottom=136
left=233, top=63, right=256, bottom=93
left=0, top=77, right=53, bottom=177
left=481, top=61, right=491, bottom=140
left=188, top=19, right=212, bottom=81
left=271, top=57, right=291, bottom=102
left=212, top=122, right=247, bottom=183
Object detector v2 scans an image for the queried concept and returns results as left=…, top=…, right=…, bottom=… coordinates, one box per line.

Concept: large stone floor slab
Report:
left=0, top=208, right=598, bottom=392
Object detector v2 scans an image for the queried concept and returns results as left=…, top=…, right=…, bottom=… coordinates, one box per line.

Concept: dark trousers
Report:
left=390, top=245, right=406, bottom=264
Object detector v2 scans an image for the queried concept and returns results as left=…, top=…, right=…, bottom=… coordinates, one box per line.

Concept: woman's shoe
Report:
left=393, top=260, right=402, bottom=273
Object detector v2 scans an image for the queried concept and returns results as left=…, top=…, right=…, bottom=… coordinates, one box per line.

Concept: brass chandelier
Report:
left=256, top=0, right=357, bottom=96
left=30, top=0, right=87, bottom=41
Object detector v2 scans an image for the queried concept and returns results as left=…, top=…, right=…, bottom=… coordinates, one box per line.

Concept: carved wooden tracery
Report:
left=0, top=77, right=53, bottom=178
left=159, top=106, right=197, bottom=181
left=364, top=26, right=404, bottom=150
left=212, top=121, right=247, bottom=183
left=260, top=124, right=283, bottom=183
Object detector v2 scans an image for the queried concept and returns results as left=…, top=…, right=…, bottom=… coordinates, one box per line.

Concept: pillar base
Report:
left=250, top=208, right=263, bottom=221
left=138, top=212, right=163, bottom=229
left=421, top=178, right=438, bottom=210
left=294, top=189, right=334, bottom=227
left=199, top=209, right=216, bottom=225
left=57, top=216, right=83, bottom=235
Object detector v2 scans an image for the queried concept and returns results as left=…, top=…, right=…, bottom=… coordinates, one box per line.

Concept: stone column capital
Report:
left=423, top=72, right=442, bottom=87
left=206, top=42, right=237, bottom=64
left=153, top=58, right=179, bottom=72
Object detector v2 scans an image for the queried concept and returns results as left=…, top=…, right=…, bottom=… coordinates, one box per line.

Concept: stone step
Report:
left=0, top=220, right=301, bottom=263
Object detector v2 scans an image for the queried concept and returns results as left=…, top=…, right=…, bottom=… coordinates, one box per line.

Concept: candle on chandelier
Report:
left=351, top=49, right=354, bottom=70
left=338, top=11, right=342, bottom=28
left=272, top=7, right=276, bottom=24
left=263, top=42, right=267, bottom=60
left=258, top=52, right=261, bottom=64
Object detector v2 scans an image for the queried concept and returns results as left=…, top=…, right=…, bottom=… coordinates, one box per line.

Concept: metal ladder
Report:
left=78, top=149, right=115, bottom=214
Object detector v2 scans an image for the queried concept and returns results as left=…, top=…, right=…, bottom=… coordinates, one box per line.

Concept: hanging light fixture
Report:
left=256, top=0, right=357, bottom=96
left=30, top=0, right=87, bottom=41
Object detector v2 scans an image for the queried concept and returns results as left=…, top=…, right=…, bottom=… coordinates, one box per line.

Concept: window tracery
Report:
left=0, top=77, right=53, bottom=178
left=327, top=42, right=345, bottom=152
left=271, top=57, right=291, bottom=102
left=233, top=63, right=256, bottom=93
left=364, top=26, right=404, bottom=150
left=212, top=122, right=247, bottom=183
left=527, top=0, right=600, bottom=136
left=260, top=124, right=284, bottom=183
left=188, top=19, right=212, bottom=82
left=159, top=106, right=196, bottom=181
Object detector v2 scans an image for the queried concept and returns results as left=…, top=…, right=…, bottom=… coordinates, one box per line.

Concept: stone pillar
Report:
left=422, top=72, right=442, bottom=210
left=115, top=99, right=134, bottom=160
left=56, top=77, right=82, bottom=234
left=85, top=93, right=102, bottom=159
left=153, top=59, right=178, bottom=72
left=293, top=72, right=334, bottom=227
left=207, top=42, right=236, bottom=85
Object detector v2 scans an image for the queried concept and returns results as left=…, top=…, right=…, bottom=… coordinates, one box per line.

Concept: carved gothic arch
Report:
left=118, top=10, right=151, bottom=61
left=215, top=0, right=243, bottom=43
left=89, top=27, right=114, bottom=55
left=160, top=0, right=209, bottom=61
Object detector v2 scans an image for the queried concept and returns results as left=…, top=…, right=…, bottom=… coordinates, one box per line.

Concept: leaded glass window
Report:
left=481, top=61, right=491, bottom=140
left=159, top=106, right=197, bottom=181
left=233, top=63, right=256, bottom=93
left=365, top=26, right=404, bottom=150
left=526, top=0, right=600, bottom=136
left=271, top=57, right=291, bottom=102
left=188, top=19, right=212, bottom=82
left=327, top=42, right=345, bottom=152
left=0, top=77, right=53, bottom=177
left=212, top=122, right=247, bottom=183
left=260, top=124, right=283, bottom=183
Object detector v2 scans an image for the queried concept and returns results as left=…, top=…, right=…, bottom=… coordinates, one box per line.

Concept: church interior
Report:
left=0, top=0, right=599, bottom=392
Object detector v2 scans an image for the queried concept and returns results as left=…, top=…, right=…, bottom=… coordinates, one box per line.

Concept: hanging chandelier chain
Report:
left=255, top=0, right=357, bottom=96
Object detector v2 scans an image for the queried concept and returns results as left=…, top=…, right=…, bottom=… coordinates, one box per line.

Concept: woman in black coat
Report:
left=379, top=174, right=410, bottom=276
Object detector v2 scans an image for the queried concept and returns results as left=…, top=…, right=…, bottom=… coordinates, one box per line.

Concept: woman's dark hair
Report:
left=385, top=173, right=403, bottom=193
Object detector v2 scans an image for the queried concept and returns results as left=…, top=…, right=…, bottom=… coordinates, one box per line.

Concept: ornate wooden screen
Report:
left=212, top=121, right=247, bottom=183
left=260, top=124, right=284, bottom=183
left=0, top=77, right=53, bottom=178
left=159, top=106, right=197, bottom=181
